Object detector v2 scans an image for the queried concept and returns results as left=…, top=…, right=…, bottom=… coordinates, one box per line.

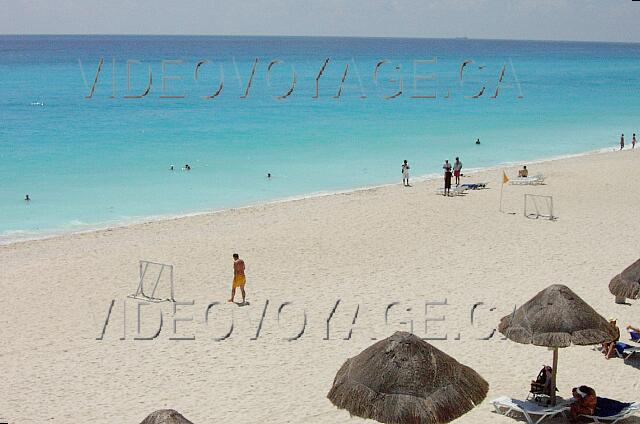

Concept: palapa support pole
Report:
left=550, top=347, right=559, bottom=406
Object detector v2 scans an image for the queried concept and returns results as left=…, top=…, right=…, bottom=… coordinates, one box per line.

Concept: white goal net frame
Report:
left=128, top=260, right=176, bottom=303
left=524, top=194, right=555, bottom=220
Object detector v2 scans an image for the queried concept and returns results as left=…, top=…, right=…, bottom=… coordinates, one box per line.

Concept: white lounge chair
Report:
left=435, top=186, right=467, bottom=196
left=510, top=174, right=546, bottom=185
left=491, top=396, right=569, bottom=424
left=579, top=401, right=640, bottom=424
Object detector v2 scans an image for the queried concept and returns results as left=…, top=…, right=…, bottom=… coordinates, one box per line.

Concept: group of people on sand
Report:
left=402, top=138, right=480, bottom=193
left=442, top=157, right=463, bottom=195
left=620, top=133, right=637, bottom=150
left=401, top=157, right=463, bottom=196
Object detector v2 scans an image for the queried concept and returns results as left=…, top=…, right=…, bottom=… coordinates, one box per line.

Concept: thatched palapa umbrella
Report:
left=327, top=331, right=489, bottom=424
left=609, top=258, right=640, bottom=303
left=499, top=284, right=618, bottom=405
left=139, top=409, right=194, bottom=424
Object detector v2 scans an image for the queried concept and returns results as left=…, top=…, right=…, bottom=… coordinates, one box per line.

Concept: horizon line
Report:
left=1, top=33, right=639, bottom=45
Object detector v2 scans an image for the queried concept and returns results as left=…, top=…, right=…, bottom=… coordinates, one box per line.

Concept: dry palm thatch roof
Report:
left=498, top=284, right=618, bottom=347
left=139, top=409, right=194, bottom=424
left=609, top=258, right=640, bottom=300
left=327, top=331, right=489, bottom=424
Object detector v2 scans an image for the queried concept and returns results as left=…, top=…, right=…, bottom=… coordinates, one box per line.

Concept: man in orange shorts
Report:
left=228, top=253, right=246, bottom=304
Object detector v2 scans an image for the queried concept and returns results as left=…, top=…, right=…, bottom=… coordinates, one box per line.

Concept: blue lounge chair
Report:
left=579, top=397, right=640, bottom=423
left=461, top=182, right=488, bottom=190
left=614, top=342, right=640, bottom=360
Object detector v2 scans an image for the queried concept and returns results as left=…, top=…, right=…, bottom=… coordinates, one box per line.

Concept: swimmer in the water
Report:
left=25, top=194, right=30, bottom=201
left=475, top=138, right=481, bottom=145
left=267, top=173, right=271, bottom=179
left=170, top=165, right=174, bottom=171
left=184, top=164, right=191, bottom=171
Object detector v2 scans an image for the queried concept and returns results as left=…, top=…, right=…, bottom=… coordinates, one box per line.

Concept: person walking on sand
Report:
left=443, top=160, right=452, bottom=196
left=228, top=253, right=246, bottom=304
left=633, top=134, right=636, bottom=149
left=620, top=134, right=625, bottom=150
left=453, top=157, right=462, bottom=186
left=402, top=160, right=411, bottom=187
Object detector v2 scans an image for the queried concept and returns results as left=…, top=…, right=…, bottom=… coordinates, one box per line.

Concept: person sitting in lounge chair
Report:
left=518, top=165, right=529, bottom=178
left=602, top=318, right=621, bottom=359
left=570, top=386, right=597, bottom=421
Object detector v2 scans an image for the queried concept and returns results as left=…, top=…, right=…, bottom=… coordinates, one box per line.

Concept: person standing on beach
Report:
left=443, top=160, right=452, bottom=196
left=228, top=253, right=246, bottom=304
left=453, top=157, right=462, bottom=186
left=633, top=134, right=636, bottom=149
left=620, top=134, right=625, bottom=150
left=402, top=160, right=411, bottom=187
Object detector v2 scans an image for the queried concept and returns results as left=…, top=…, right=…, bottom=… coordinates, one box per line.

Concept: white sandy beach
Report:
left=1, top=148, right=640, bottom=424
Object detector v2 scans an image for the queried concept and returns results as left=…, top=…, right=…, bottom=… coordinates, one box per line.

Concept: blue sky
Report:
left=3, top=0, right=640, bottom=42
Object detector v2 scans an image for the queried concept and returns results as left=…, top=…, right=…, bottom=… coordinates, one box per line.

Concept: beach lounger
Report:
left=579, top=398, right=640, bottom=424
left=614, top=342, right=640, bottom=360
left=435, top=186, right=467, bottom=196
left=491, top=396, right=568, bottom=424
left=461, top=182, right=488, bottom=190
left=509, top=174, right=546, bottom=185
left=629, top=331, right=639, bottom=342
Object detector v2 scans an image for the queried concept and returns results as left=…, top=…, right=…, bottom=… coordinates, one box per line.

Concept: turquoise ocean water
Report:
left=1, top=36, right=639, bottom=241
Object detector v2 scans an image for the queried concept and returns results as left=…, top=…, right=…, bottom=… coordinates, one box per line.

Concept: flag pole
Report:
left=500, top=170, right=509, bottom=212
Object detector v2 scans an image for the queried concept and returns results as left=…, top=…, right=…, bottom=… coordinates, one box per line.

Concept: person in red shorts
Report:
left=453, top=157, right=463, bottom=186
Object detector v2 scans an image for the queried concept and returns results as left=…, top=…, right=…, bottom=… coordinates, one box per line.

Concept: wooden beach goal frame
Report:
left=128, top=260, right=176, bottom=303
left=524, top=194, right=555, bottom=220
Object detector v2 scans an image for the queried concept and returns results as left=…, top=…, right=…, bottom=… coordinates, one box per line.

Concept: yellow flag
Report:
left=502, top=170, right=509, bottom=184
